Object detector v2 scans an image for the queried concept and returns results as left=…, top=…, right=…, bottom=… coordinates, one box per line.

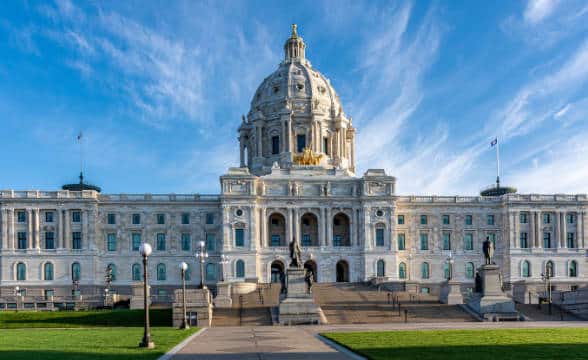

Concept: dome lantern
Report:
left=284, top=24, right=306, bottom=62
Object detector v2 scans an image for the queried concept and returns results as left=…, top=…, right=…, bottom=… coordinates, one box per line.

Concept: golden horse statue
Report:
left=293, top=147, right=323, bottom=166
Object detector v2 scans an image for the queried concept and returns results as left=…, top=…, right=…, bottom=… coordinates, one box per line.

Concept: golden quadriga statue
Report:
left=293, top=148, right=323, bottom=166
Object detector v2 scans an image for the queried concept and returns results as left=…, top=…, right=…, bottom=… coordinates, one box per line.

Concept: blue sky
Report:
left=1, top=0, right=588, bottom=195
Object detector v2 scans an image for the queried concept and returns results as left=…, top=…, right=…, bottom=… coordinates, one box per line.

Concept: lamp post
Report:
left=195, top=240, right=209, bottom=289
left=219, top=254, right=229, bottom=283
left=139, top=243, right=155, bottom=349
left=179, top=261, right=189, bottom=330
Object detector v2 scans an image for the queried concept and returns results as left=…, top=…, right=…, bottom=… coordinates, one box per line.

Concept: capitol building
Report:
left=1, top=26, right=586, bottom=303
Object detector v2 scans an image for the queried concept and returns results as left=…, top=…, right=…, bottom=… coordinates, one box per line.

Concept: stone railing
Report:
left=0, top=190, right=99, bottom=199
left=395, top=194, right=587, bottom=204
left=99, top=194, right=220, bottom=202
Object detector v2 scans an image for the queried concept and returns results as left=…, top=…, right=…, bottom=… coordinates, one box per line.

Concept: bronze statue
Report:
left=289, top=239, right=302, bottom=268
left=483, top=236, right=495, bottom=265
left=304, top=269, right=314, bottom=294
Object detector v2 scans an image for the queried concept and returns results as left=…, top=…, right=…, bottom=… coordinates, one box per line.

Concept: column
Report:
left=82, top=210, right=89, bottom=250
left=259, top=208, right=265, bottom=248
left=239, top=140, right=245, bottom=167
left=561, top=211, right=567, bottom=248
left=294, top=208, right=300, bottom=244
left=349, top=209, right=356, bottom=248
left=513, top=211, right=519, bottom=249
left=319, top=207, right=326, bottom=247
left=285, top=208, right=292, bottom=246
left=9, top=209, right=15, bottom=249
left=536, top=211, right=542, bottom=248
left=1, top=209, right=7, bottom=250
left=529, top=211, right=536, bottom=248
left=326, top=208, right=332, bottom=247
left=249, top=207, right=257, bottom=251
left=26, top=208, right=33, bottom=249
left=281, top=121, right=286, bottom=153
left=257, top=126, right=263, bottom=157
left=56, top=207, right=62, bottom=249
left=388, top=209, right=394, bottom=251
left=554, top=210, right=560, bottom=248
left=222, top=205, right=231, bottom=251
left=64, top=210, right=71, bottom=249
left=33, top=208, right=40, bottom=249
left=364, top=207, right=372, bottom=250
left=580, top=211, right=585, bottom=249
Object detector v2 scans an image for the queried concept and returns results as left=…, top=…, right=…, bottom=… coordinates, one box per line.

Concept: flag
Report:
left=77, top=132, right=83, bottom=141
left=490, top=138, right=497, bottom=147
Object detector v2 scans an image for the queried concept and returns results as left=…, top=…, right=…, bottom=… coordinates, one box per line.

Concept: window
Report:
left=107, top=233, right=116, bottom=251
left=156, top=233, right=166, bottom=251
left=206, top=233, right=216, bottom=251
left=71, top=262, right=81, bottom=281
left=333, top=235, right=343, bottom=247
left=569, top=261, right=578, bottom=277
left=465, top=215, right=473, bottom=226
left=72, top=211, right=81, bottom=223
left=567, top=232, right=576, bottom=248
left=464, top=233, right=473, bottom=250
left=44, top=289, right=54, bottom=299
left=205, top=263, right=216, bottom=281
left=397, top=215, right=405, bottom=225
left=72, top=232, right=82, bottom=249
left=44, top=232, right=55, bottom=249
left=443, top=263, right=450, bottom=280
left=236, top=260, right=245, bottom=278
left=131, top=233, right=141, bottom=251
left=466, top=262, right=474, bottom=279
left=442, top=215, right=450, bottom=225
left=442, top=232, right=451, bottom=250
left=17, top=211, right=26, bottom=223
left=16, top=263, right=26, bottom=280
left=181, top=233, right=191, bottom=251
left=45, top=212, right=54, bottom=223
left=157, top=263, right=166, bottom=281
left=376, top=227, right=385, bottom=247
left=44, top=263, right=54, bottom=280
left=487, top=214, right=495, bottom=226
left=543, top=213, right=551, bottom=224
left=17, top=232, right=27, bottom=249
left=520, top=213, right=528, bottom=224
left=108, top=264, right=117, bottom=281
left=420, top=215, right=427, bottom=225
left=421, top=262, right=430, bottom=279
left=271, top=235, right=281, bottom=247
left=205, top=213, right=214, bottom=225
left=399, top=262, right=407, bottom=279
left=156, top=214, right=165, bottom=225
left=271, top=136, right=280, bottom=155
left=235, top=228, right=245, bottom=247
left=566, top=214, right=575, bottom=224
left=543, top=232, right=552, bottom=249
left=132, top=213, right=141, bottom=225
left=420, top=233, right=428, bottom=250
left=181, top=213, right=190, bottom=225
left=323, top=137, right=329, bottom=155
left=377, top=260, right=385, bottom=277
left=522, top=260, right=530, bottom=278
left=296, top=134, right=306, bottom=152
left=107, top=213, right=116, bottom=225
left=520, top=232, right=529, bottom=248
left=302, top=234, right=311, bottom=246
left=397, top=233, right=406, bottom=250
left=132, top=263, right=141, bottom=281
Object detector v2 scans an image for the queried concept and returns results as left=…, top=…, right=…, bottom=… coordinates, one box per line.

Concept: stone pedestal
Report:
left=278, top=267, right=325, bottom=325
left=405, top=281, right=419, bottom=294
left=172, top=288, right=212, bottom=328
left=130, top=283, right=146, bottom=310
left=440, top=280, right=463, bottom=305
left=214, top=282, right=233, bottom=308
left=467, top=265, right=519, bottom=321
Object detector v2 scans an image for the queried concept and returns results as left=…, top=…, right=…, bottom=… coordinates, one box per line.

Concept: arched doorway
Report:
left=376, top=259, right=385, bottom=277
left=336, top=260, right=349, bottom=282
left=301, top=213, right=319, bottom=246
left=270, top=260, right=285, bottom=283
left=333, top=213, right=350, bottom=246
left=304, top=260, right=318, bottom=282
left=268, top=213, right=286, bottom=247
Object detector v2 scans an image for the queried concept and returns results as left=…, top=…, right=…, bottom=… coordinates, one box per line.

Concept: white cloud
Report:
left=524, top=0, right=559, bottom=24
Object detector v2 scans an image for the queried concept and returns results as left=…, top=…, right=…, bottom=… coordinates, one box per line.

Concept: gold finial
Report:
left=291, top=24, right=298, bottom=38
left=293, top=147, right=323, bottom=166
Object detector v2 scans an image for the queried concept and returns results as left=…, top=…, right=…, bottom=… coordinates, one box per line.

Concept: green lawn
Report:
left=322, top=328, right=588, bottom=360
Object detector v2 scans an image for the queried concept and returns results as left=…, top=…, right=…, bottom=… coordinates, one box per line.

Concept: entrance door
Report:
left=336, top=261, right=349, bottom=282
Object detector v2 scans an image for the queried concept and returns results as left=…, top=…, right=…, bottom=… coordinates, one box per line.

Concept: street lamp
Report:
left=447, top=251, right=454, bottom=281
left=219, top=254, right=229, bottom=283
left=195, top=240, right=209, bottom=289
left=179, top=261, right=189, bottom=330
left=139, top=243, right=155, bottom=349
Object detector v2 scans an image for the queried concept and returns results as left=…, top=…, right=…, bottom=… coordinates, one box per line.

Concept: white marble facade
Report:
left=0, top=26, right=586, bottom=300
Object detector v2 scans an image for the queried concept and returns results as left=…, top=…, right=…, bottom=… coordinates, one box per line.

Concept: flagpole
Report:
left=495, top=138, right=500, bottom=189
left=78, top=132, right=84, bottom=185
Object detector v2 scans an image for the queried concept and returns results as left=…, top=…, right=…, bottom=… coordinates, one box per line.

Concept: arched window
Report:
left=107, top=264, right=117, bottom=281
left=16, top=262, right=26, bottom=281
left=132, top=263, right=141, bottom=281
left=376, top=259, right=385, bottom=277
left=399, top=262, right=407, bottom=279
left=236, top=260, right=245, bottom=278
left=421, top=262, right=430, bottom=279
left=205, top=263, right=216, bottom=281
left=443, top=263, right=450, bottom=280
left=569, top=260, right=578, bottom=277
left=71, top=262, right=81, bottom=281
left=522, top=260, right=531, bottom=278
left=157, top=263, right=166, bottom=281
left=44, top=263, right=54, bottom=281
left=545, top=261, right=554, bottom=278
left=465, top=262, right=474, bottom=279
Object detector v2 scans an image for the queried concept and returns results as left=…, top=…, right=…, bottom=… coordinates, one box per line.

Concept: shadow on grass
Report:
left=0, top=350, right=167, bottom=360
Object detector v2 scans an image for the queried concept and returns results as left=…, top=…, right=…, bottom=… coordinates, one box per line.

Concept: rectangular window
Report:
left=566, top=214, right=575, bottom=224
left=442, top=215, right=450, bottom=225
left=323, top=137, right=329, bottom=155
left=397, top=233, right=406, bottom=250
left=181, top=213, right=190, bottom=225
left=235, top=228, right=245, bottom=247
left=420, top=233, right=428, bottom=250
left=442, top=232, right=451, bottom=250
left=543, top=213, right=551, bottom=224
left=72, top=211, right=81, bottom=223
left=205, top=213, right=214, bottom=225
left=17, top=211, right=26, bottom=223
left=107, top=233, right=116, bottom=251
left=567, top=232, right=575, bottom=248
left=156, top=233, right=166, bottom=251
left=487, top=214, right=495, bottom=226
left=397, top=215, right=405, bottom=225
left=45, top=212, right=54, bottom=223
left=206, top=233, right=216, bottom=251
left=72, top=232, right=82, bottom=249
left=107, top=213, right=116, bottom=225
left=376, top=228, right=385, bottom=247
left=464, top=233, right=473, bottom=250
left=132, top=233, right=142, bottom=251
left=302, top=234, right=311, bottom=246
left=520, top=213, right=528, bottom=224
left=520, top=232, right=528, bottom=248
left=271, top=234, right=281, bottom=247
left=271, top=136, right=280, bottom=155
left=420, top=215, right=427, bottom=225
left=132, top=213, right=141, bottom=225
left=296, top=134, right=306, bottom=152
left=45, top=232, right=55, bottom=249
left=465, top=215, right=473, bottom=226
left=333, top=235, right=343, bottom=247
left=17, top=232, right=27, bottom=249
left=181, top=233, right=191, bottom=251
left=44, top=289, right=54, bottom=299
left=156, top=214, right=165, bottom=225
left=543, top=232, right=551, bottom=248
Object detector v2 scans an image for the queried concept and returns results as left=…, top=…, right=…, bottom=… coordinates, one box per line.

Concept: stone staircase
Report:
left=211, top=284, right=279, bottom=327
left=516, top=303, right=582, bottom=321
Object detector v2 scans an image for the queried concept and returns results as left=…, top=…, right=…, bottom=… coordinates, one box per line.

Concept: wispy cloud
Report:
left=524, top=0, right=559, bottom=24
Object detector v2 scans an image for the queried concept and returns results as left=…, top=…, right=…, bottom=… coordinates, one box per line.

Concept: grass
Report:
left=322, top=328, right=588, bottom=360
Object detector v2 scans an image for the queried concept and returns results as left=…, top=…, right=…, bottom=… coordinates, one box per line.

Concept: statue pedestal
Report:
left=440, top=280, right=463, bottom=305
left=173, top=288, right=212, bottom=328
left=214, top=282, right=232, bottom=308
left=278, top=267, right=325, bottom=325
left=467, top=265, right=519, bottom=321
